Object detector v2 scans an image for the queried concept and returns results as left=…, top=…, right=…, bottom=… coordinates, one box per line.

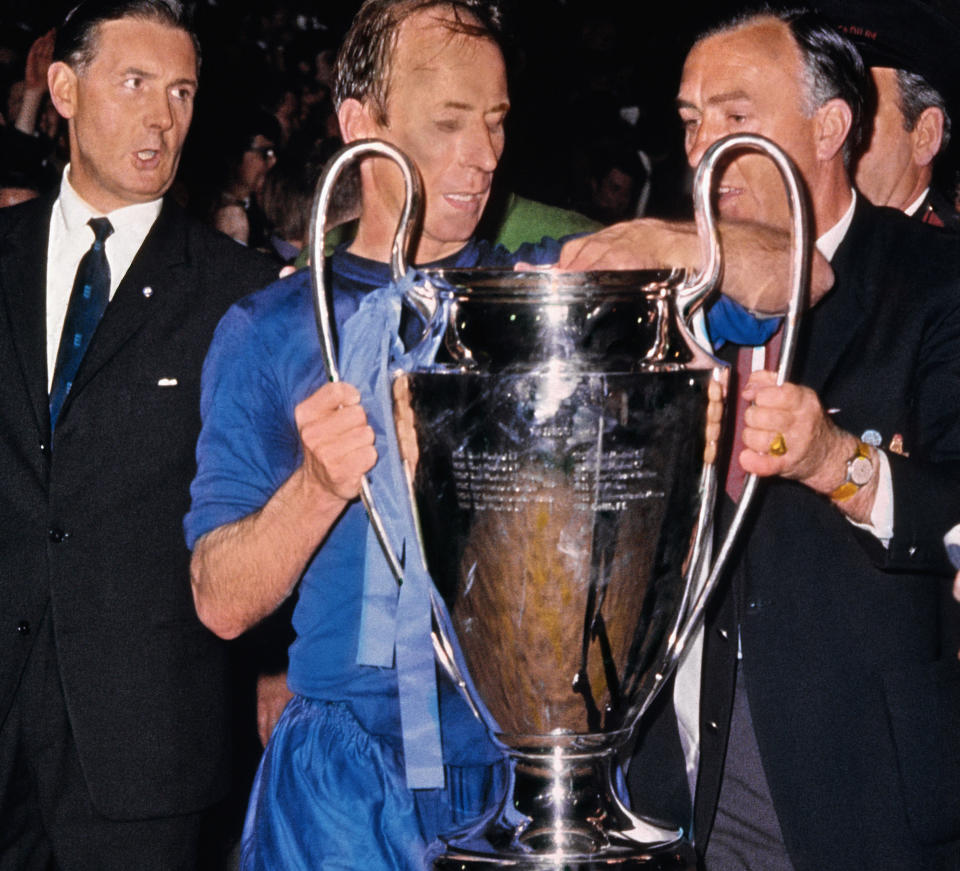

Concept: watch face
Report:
left=850, top=455, right=873, bottom=486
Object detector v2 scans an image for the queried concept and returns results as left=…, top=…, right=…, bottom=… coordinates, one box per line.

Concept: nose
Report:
left=685, top=120, right=719, bottom=171
left=462, top=119, right=501, bottom=174
left=146, top=91, right=175, bottom=131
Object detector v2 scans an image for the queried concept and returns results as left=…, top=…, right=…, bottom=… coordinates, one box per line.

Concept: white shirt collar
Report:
left=59, top=165, right=163, bottom=235
left=815, top=188, right=856, bottom=263
left=46, top=169, right=164, bottom=389
left=904, top=187, right=930, bottom=218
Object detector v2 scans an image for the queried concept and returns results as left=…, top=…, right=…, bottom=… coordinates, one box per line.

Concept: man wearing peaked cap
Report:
left=818, top=0, right=960, bottom=228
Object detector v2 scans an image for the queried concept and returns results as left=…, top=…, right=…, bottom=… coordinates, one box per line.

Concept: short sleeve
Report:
left=184, top=303, right=302, bottom=550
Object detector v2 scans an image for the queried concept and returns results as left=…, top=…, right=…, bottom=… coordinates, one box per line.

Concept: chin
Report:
left=427, top=224, right=479, bottom=250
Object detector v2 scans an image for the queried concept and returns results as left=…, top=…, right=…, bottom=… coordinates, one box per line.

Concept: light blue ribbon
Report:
left=339, top=270, right=449, bottom=789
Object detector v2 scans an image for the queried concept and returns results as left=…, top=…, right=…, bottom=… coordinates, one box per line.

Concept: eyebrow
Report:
left=440, top=100, right=510, bottom=113
left=120, top=67, right=198, bottom=88
left=676, top=89, right=752, bottom=111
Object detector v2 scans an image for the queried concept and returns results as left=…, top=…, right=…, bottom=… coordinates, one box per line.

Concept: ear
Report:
left=337, top=97, right=382, bottom=144
left=814, top=98, right=853, bottom=163
left=47, top=61, right=77, bottom=120
left=911, top=106, right=944, bottom=168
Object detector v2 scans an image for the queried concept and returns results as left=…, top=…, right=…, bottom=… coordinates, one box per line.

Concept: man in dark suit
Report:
left=629, top=9, right=960, bottom=870
left=0, top=1, right=276, bottom=867
left=819, top=0, right=960, bottom=230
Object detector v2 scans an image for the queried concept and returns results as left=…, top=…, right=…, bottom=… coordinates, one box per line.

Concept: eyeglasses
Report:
left=248, top=145, right=277, bottom=161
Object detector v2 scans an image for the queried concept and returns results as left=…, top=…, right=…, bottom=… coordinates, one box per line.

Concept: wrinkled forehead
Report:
left=389, top=7, right=502, bottom=86
left=83, top=15, right=199, bottom=77
left=681, top=19, right=802, bottom=103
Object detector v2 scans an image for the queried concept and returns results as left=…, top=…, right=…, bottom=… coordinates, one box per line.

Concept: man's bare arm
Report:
left=554, top=217, right=833, bottom=314
left=191, top=381, right=376, bottom=640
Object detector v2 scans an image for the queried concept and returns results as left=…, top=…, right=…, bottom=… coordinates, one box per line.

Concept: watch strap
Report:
left=830, top=440, right=872, bottom=502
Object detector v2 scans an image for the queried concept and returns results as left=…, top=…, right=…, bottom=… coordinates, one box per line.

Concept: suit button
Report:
left=48, top=528, right=67, bottom=543
left=17, top=621, right=30, bottom=635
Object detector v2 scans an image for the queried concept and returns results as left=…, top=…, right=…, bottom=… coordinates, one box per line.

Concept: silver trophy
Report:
left=310, top=135, right=809, bottom=869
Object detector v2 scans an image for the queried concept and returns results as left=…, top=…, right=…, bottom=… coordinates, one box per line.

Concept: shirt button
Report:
left=717, top=627, right=729, bottom=641
left=17, top=621, right=30, bottom=635
left=707, top=720, right=719, bottom=733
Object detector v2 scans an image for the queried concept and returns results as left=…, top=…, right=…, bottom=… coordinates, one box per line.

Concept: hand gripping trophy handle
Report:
left=308, top=138, right=424, bottom=588
left=307, top=139, right=489, bottom=726
left=662, top=132, right=811, bottom=676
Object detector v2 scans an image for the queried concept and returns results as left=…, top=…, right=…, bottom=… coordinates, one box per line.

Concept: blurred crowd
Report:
left=0, top=0, right=749, bottom=253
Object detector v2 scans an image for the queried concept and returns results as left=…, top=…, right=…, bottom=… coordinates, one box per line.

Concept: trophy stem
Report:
left=434, top=744, right=696, bottom=870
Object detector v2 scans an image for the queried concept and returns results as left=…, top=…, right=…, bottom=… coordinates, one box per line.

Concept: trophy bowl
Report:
left=308, top=135, right=810, bottom=870
left=401, top=268, right=722, bottom=870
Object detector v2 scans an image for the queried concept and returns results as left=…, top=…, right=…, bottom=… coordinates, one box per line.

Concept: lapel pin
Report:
left=861, top=429, right=882, bottom=447
left=142, top=286, right=153, bottom=298
left=157, top=377, right=178, bottom=387
left=889, top=433, right=908, bottom=456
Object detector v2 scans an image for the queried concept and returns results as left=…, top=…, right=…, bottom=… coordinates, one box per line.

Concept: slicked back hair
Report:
left=333, top=0, right=505, bottom=126
left=896, top=69, right=951, bottom=153
left=54, top=0, right=200, bottom=75
left=699, top=6, right=870, bottom=168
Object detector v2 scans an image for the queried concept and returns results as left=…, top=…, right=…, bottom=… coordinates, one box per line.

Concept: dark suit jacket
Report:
left=0, top=193, right=277, bottom=819
left=629, top=200, right=960, bottom=870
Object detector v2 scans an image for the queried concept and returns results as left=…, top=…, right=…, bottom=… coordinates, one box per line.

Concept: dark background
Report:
left=0, top=0, right=753, bottom=218
left=6, top=0, right=960, bottom=219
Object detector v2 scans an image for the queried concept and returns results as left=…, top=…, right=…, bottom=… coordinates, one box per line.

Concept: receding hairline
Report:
left=693, top=14, right=796, bottom=61
left=391, top=7, right=502, bottom=74
left=682, top=15, right=808, bottom=104
left=65, top=10, right=199, bottom=75
left=391, top=10, right=502, bottom=77
left=378, top=6, right=505, bottom=118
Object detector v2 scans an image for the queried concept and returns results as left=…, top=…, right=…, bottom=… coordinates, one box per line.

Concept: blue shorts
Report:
left=240, top=695, right=501, bottom=870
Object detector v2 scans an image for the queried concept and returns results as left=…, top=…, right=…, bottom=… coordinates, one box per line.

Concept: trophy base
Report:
left=432, top=745, right=696, bottom=871
left=433, top=841, right=696, bottom=870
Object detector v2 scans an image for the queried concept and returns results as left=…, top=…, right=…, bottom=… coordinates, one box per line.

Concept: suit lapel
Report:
left=64, top=200, right=190, bottom=404
left=793, top=200, right=875, bottom=394
left=0, top=195, right=56, bottom=440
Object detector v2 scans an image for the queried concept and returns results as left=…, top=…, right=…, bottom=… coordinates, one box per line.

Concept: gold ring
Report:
left=769, top=433, right=787, bottom=456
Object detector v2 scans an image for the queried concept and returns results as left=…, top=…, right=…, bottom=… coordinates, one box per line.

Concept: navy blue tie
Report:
left=49, top=217, right=114, bottom=429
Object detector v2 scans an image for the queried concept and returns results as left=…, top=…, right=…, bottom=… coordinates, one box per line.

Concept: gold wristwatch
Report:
left=830, top=440, right=874, bottom=502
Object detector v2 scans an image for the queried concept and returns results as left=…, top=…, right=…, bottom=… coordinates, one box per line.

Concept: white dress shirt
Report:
left=45, top=167, right=162, bottom=388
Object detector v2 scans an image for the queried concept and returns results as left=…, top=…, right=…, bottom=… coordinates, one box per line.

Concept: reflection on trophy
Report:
left=311, top=135, right=809, bottom=869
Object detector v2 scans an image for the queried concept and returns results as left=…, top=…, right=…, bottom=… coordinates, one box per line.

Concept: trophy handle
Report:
left=308, top=138, right=426, bottom=587
left=667, top=132, right=812, bottom=669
